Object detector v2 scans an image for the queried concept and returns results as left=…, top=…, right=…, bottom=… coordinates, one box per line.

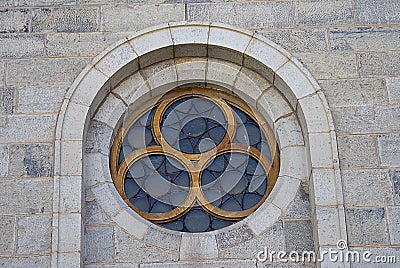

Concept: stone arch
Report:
left=52, top=22, right=347, bottom=267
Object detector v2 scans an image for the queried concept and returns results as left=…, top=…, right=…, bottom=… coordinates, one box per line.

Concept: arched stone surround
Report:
left=52, top=22, right=347, bottom=268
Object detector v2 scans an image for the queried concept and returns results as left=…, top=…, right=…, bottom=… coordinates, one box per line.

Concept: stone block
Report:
left=342, top=169, right=393, bottom=206
left=298, top=93, right=330, bottom=133
left=350, top=247, right=400, bottom=268
left=180, top=233, right=217, bottom=260
left=0, top=179, right=53, bottom=214
left=112, top=72, right=151, bottom=106
left=59, top=140, right=83, bottom=176
left=86, top=264, right=138, bottom=268
left=0, top=34, right=45, bottom=58
left=283, top=220, right=314, bottom=252
left=55, top=176, right=82, bottom=213
left=234, top=67, right=271, bottom=102
left=315, top=208, right=342, bottom=246
left=0, top=145, right=8, bottom=177
left=279, top=147, right=308, bottom=180
left=337, top=135, right=378, bottom=169
left=330, top=26, right=400, bottom=51
left=216, top=224, right=255, bottom=249
left=31, top=7, right=98, bottom=32
left=284, top=182, right=311, bottom=219
left=0, top=215, right=14, bottom=255
left=170, top=23, right=208, bottom=57
left=0, top=61, right=3, bottom=87
left=46, top=32, right=131, bottom=57
left=346, top=208, right=389, bottom=246
left=0, top=88, right=15, bottom=116
left=93, top=93, right=126, bottom=129
left=175, top=58, right=207, bottom=85
left=85, top=121, right=113, bottom=155
left=84, top=226, right=114, bottom=264
left=101, top=4, right=184, bottom=32
left=247, top=203, right=281, bottom=236
left=220, top=221, right=285, bottom=259
left=84, top=153, right=112, bottom=187
left=386, top=77, right=400, bottom=105
left=296, top=52, right=357, bottom=79
left=84, top=193, right=110, bottom=225
left=57, top=253, right=81, bottom=268
left=0, top=114, right=56, bottom=143
left=260, top=28, right=327, bottom=53
left=387, top=206, right=400, bottom=245
left=206, top=59, right=240, bottom=91
left=144, top=226, right=181, bottom=251
left=6, top=58, right=89, bottom=86
left=58, top=213, right=81, bottom=253
left=17, top=86, right=66, bottom=114
left=187, top=2, right=293, bottom=28
left=256, top=87, right=293, bottom=124
left=320, top=78, right=387, bottom=107
left=378, top=134, right=400, bottom=167
left=359, top=52, right=400, bottom=77
left=392, top=171, right=400, bottom=205
left=309, top=133, right=333, bottom=168
left=16, top=215, right=51, bottom=254
left=114, top=227, right=178, bottom=263
left=0, top=256, right=50, bottom=267
left=8, top=144, right=52, bottom=177
left=355, top=0, right=400, bottom=25
left=311, top=169, right=338, bottom=207
left=295, top=0, right=353, bottom=26
left=91, top=183, right=126, bottom=217
left=0, top=9, right=29, bottom=33
left=112, top=208, right=148, bottom=240
left=332, top=106, right=400, bottom=134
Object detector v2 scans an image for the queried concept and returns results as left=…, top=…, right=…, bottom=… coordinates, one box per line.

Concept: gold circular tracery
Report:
left=110, top=88, right=280, bottom=225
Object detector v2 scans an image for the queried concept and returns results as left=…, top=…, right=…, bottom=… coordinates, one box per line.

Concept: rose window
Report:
left=110, top=88, right=279, bottom=233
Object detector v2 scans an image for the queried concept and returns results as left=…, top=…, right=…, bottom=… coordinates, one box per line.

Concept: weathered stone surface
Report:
left=330, top=26, right=400, bottom=51
left=337, top=135, right=378, bottom=169
left=0, top=114, right=56, bottom=143
left=84, top=190, right=110, bottom=225
left=6, top=58, right=89, bottom=86
left=283, top=220, right=314, bottom=252
left=17, top=86, right=66, bottom=114
left=320, top=78, right=388, bottom=107
left=355, top=0, right=400, bottom=25
left=101, top=4, right=184, bottom=32
left=0, top=34, right=45, bottom=58
left=216, top=224, right=255, bottom=249
left=0, top=145, right=8, bottom=177
left=260, top=28, right=327, bottom=53
left=392, top=171, right=400, bottom=205
left=84, top=226, right=114, bottom=264
left=342, top=169, right=394, bottom=206
left=0, top=9, right=29, bottom=33
left=188, top=2, right=293, bottom=28
left=46, top=32, right=132, bottom=57
left=0, top=61, right=3, bottom=87
left=332, top=106, right=400, bottom=134
left=12, top=0, right=76, bottom=6
left=31, top=7, right=99, bottom=32
left=359, top=52, right=400, bottom=77
left=284, top=182, right=311, bottom=219
left=219, top=221, right=285, bottom=259
left=144, top=227, right=181, bottom=251
left=387, top=206, right=400, bottom=245
left=8, top=144, right=52, bottom=177
left=346, top=208, right=389, bottom=246
left=0, top=88, right=15, bottom=117
left=180, top=233, right=217, bottom=260
left=296, top=52, right=357, bottom=79
left=85, top=121, right=113, bottom=155
left=0, top=215, right=14, bottom=255
left=86, top=264, right=138, bottom=268
left=386, top=77, right=400, bottom=105
left=378, top=134, right=400, bottom=167
left=16, top=215, right=51, bottom=254
left=115, top=227, right=178, bottom=263
left=351, top=247, right=400, bottom=268
left=295, top=0, right=353, bottom=26
left=0, top=256, right=50, bottom=268
left=0, top=179, right=53, bottom=214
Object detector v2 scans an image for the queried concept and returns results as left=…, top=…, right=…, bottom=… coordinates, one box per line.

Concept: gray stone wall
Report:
left=0, top=0, right=399, bottom=267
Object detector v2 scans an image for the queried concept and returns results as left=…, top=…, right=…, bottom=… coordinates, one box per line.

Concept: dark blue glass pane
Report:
left=184, top=209, right=211, bottom=232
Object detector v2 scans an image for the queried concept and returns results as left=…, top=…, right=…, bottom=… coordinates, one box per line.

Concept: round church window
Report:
left=110, top=88, right=280, bottom=232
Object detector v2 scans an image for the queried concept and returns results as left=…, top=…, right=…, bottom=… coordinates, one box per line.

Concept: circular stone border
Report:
left=52, top=22, right=347, bottom=267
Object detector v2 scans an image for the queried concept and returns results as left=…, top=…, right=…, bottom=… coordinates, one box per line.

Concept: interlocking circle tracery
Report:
left=110, top=88, right=279, bottom=232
